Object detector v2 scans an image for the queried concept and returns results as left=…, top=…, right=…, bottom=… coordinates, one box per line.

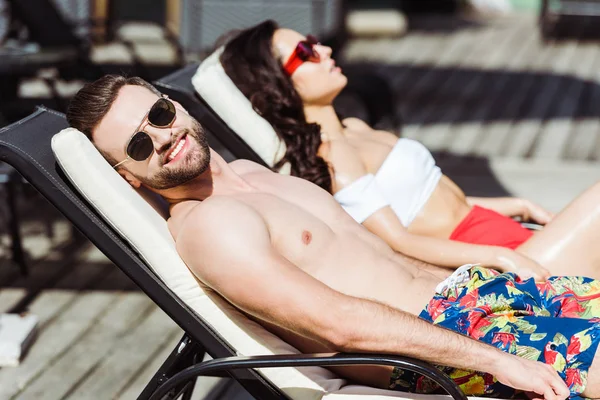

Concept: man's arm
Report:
left=176, top=197, right=568, bottom=399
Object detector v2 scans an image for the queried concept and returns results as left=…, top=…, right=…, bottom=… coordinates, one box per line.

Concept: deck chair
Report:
left=0, top=107, right=468, bottom=400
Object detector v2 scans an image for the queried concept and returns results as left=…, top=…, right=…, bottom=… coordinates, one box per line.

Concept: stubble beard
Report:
left=137, top=118, right=211, bottom=190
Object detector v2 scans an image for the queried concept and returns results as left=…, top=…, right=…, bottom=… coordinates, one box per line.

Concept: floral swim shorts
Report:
left=389, top=266, right=600, bottom=399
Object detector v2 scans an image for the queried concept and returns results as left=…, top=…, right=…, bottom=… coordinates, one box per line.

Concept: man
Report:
left=67, top=75, right=599, bottom=399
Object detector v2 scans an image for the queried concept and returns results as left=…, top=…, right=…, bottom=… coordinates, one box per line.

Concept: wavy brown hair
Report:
left=220, top=20, right=333, bottom=193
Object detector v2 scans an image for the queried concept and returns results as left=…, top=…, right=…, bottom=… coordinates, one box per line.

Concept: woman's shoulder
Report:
left=342, top=117, right=398, bottom=146
left=342, top=117, right=371, bottom=130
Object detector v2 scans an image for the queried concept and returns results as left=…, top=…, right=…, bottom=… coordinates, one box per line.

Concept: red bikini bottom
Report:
left=449, top=205, right=533, bottom=249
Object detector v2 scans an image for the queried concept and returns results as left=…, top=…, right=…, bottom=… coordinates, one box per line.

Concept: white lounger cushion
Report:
left=51, top=128, right=482, bottom=400
left=192, top=48, right=291, bottom=174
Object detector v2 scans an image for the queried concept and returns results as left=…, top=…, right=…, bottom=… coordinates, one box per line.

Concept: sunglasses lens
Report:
left=297, top=42, right=318, bottom=62
left=148, top=98, right=176, bottom=127
left=306, top=35, right=319, bottom=44
left=127, top=131, right=154, bottom=161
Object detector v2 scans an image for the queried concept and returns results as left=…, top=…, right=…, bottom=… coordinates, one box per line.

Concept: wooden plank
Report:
left=0, top=215, right=85, bottom=313
left=19, top=293, right=154, bottom=400
left=502, top=40, right=579, bottom=158
left=0, top=219, right=72, bottom=296
left=64, top=305, right=180, bottom=400
left=0, top=260, right=20, bottom=288
left=0, top=291, right=117, bottom=399
left=531, top=42, right=599, bottom=159
left=415, top=27, right=504, bottom=150
left=343, top=35, right=418, bottom=63
left=411, top=18, right=530, bottom=150
left=487, top=158, right=600, bottom=212
left=116, top=332, right=184, bottom=400
left=116, top=336, right=224, bottom=400
left=343, top=27, right=453, bottom=65
left=567, top=54, right=600, bottom=160
left=0, top=246, right=84, bottom=313
left=0, top=263, right=118, bottom=399
left=392, top=27, right=478, bottom=134
left=444, top=22, right=539, bottom=155
left=343, top=34, right=449, bottom=136
left=402, top=28, right=482, bottom=138
left=346, top=32, right=465, bottom=138
left=567, top=118, right=600, bottom=160
left=389, top=35, right=462, bottom=137
left=472, top=40, right=557, bottom=157
left=0, top=288, right=26, bottom=314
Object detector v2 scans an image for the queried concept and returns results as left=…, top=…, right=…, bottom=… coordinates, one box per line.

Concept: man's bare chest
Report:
left=235, top=192, right=342, bottom=268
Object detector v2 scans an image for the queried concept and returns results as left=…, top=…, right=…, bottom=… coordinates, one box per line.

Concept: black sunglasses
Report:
left=113, top=96, right=176, bottom=168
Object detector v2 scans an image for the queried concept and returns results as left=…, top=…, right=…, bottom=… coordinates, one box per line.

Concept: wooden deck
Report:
left=2, top=12, right=600, bottom=400
left=0, top=200, right=222, bottom=400
left=343, top=13, right=600, bottom=162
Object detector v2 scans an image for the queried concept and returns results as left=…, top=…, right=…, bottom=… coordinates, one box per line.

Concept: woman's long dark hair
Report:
left=220, top=20, right=333, bottom=193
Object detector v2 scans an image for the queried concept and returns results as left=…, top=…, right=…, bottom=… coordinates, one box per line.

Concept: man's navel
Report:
left=301, top=230, right=312, bottom=245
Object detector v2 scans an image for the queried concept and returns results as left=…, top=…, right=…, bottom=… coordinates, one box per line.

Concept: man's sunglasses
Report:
left=282, top=35, right=320, bottom=76
left=113, top=96, right=176, bottom=168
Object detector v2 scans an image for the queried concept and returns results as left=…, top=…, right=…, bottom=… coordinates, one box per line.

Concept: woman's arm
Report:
left=466, top=197, right=553, bottom=224
left=362, top=207, right=549, bottom=281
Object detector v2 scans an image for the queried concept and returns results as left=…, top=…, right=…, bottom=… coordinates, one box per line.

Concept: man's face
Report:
left=94, top=85, right=210, bottom=190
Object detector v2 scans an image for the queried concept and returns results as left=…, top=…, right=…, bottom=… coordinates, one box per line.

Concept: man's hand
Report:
left=494, top=248, right=550, bottom=282
left=519, top=198, right=554, bottom=225
left=493, top=356, right=570, bottom=400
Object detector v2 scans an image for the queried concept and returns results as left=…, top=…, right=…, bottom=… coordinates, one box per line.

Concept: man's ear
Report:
left=117, top=168, right=142, bottom=189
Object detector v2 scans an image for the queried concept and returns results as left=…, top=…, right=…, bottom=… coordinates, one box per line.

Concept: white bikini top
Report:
left=333, top=138, right=442, bottom=226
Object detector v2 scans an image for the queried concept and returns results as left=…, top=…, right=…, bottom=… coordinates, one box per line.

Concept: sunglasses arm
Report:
left=283, top=55, right=304, bottom=76
left=112, top=156, right=131, bottom=169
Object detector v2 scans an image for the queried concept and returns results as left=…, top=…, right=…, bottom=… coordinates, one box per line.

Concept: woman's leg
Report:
left=516, top=181, right=600, bottom=278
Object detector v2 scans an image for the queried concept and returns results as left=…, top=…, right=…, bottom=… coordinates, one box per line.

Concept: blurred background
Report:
left=2, top=0, right=600, bottom=399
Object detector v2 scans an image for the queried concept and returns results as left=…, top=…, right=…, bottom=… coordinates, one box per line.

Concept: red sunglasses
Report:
left=282, top=35, right=320, bottom=76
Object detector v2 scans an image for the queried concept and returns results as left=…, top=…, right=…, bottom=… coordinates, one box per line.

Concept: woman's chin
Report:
left=331, top=78, right=348, bottom=99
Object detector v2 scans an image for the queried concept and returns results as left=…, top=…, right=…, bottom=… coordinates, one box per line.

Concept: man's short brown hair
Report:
left=66, top=75, right=161, bottom=165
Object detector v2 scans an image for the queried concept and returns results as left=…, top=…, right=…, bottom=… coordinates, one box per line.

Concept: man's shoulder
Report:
left=180, top=195, right=253, bottom=224
left=229, top=159, right=271, bottom=174
left=174, top=195, right=263, bottom=241
left=174, top=195, right=270, bottom=271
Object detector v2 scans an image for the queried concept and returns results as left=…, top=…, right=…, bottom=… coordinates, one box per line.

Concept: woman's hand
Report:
left=466, top=196, right=554, bottom=225
left=493, top=248, right=550, bottom=282
left=517, top=198, right=554, bottom=225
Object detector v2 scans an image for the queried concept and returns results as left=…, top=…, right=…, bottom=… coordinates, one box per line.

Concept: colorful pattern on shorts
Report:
left=389, top=266, right=600, bottom=399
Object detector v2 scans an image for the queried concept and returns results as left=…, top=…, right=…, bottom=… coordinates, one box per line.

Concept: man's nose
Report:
left=145, top=124, right=173, bottom=153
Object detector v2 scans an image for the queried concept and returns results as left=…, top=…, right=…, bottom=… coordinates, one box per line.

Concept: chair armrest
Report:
left=513, top=216, right=544, bottom=231
left=520, top=222, right=544, bottom=231
left=148, top=352, right=467, bottom=400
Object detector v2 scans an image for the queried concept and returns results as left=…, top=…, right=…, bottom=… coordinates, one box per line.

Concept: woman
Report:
left=219, top=20, right=600, bottom=280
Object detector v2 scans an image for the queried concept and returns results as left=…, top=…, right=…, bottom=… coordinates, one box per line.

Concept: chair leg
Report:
left=137, top=335, right=205, bottom=400
left=6, top=173, right=27, bottom=276
left=180, top=381, right=196, bottom=400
